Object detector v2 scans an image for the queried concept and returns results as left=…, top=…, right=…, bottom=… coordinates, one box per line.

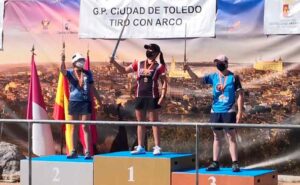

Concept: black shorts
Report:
left=210, top=112, right=236, bottom=130
left=68, top=101, right=92, bottom=115
left=135, top=97, right=161, bottom=111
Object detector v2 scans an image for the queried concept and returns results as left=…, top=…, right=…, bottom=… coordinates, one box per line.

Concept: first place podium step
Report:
left=94, top=151, right=195, bottom=185
left=21, top=155, right=93, bottom=185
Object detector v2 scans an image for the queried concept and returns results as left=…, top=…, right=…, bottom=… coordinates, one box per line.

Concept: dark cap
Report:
left=144, top=44, right=161, bottom=53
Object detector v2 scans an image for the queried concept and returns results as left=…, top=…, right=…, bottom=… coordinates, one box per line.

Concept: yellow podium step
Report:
left=94, top=151, right=195, bottom=185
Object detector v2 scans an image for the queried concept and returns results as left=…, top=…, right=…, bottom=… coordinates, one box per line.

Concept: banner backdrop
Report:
left=264, top=0, right=300, bottom=34
left=79, top=0, right=216, bottom=39
left=2, top=0, right=300, bottom=63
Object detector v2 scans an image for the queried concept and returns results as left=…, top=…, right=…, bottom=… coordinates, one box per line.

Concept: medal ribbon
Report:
left=143, top=60, right=155, bottom=76
left=74, top=70, right=84, bottom=88
left=218, top=72, right=228, bottom=94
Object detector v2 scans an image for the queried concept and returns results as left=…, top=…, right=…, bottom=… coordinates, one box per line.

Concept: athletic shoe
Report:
left=131, top=146, right=146, bottom=155
left=66, top=150, right=78, bottom=159
left=153, top=146, right=162, bottom=155
left=84, top=151, right=92, bottom=160
left=232, top=161, right=240, bottom=172
left=206, top=161, right=220, bottom=171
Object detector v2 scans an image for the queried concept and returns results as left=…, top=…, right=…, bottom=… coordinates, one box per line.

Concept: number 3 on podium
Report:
left=208, top=176, right=217, bottom=185
left=128, top=166, right=135, bottom=182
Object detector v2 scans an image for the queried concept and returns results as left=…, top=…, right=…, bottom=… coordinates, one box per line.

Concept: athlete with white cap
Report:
left=184, top=55, right=244, bottom=172
left=61, top=52, right=102, bottom=159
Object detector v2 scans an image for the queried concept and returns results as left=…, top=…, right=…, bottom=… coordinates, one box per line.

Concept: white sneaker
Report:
left=153, top=146, right=162, bottom=155
left=131, top=146, right=146, bottom=155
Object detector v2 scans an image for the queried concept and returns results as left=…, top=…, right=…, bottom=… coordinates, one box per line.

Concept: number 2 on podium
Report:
left=208, top=176, right=217, bottom=185
left=52, top=167, right=60, bottom=182
left=128, top=166, right=135, bottom=182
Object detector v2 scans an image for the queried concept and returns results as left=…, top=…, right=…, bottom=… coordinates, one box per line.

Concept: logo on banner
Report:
left=282, top=0, right=296, bottom=17
left=41, top=19, right=51, bottom=30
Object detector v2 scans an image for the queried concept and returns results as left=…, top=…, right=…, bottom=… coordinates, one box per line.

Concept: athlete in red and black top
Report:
left=131, top=59, right=166, bottom=98
left=110, top=43, right=167, bottom=155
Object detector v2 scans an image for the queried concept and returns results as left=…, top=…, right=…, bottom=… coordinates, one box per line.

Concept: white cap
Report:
left=72, top=53, right=85, bottom=64
left=215, top=54, right=228, bottom=63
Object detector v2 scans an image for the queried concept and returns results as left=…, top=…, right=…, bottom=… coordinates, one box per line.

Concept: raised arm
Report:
left=60, top=53, right=67, bottom=76
left=184, top=64, right=199, bottom=81
left=110, top=57, right=133, bottom=74
left=183, top=64, right=206, bottom=86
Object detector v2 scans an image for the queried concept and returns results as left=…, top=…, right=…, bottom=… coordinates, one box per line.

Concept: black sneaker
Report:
left=206, top=161, right=220, bottom=171
left=232, top=162, right=240, bottom=172
left=67, top=150, right=78, bottom=159
left=84, top=151, right=92, bottom=160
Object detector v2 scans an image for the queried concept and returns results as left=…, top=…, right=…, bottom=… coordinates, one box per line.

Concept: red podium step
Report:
left=172, top=168, right=277, bottom=185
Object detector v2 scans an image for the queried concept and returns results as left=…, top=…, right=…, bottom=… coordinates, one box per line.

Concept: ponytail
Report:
left=159, top=52, right=165, bottom=66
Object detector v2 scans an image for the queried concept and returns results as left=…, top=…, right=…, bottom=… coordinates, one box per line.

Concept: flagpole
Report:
left=28, top=121, right=32, bottom=185
left=28, top=45, right=34, bottom=185
left=183, top=23, right=187, bottom=72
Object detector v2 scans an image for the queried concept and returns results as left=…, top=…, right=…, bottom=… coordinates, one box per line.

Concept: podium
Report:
left=172, top=168, right=277, bottom=185
left=20, top=153, right=278, bottom=185
left=20, top=155, right=93, bottom=185
left=94, top=151, right=195, bottom=185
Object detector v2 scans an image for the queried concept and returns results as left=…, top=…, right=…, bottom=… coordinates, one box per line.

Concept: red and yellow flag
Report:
left=53, top=68, right=74, bottom=154
left=79, top=52, right=98, bottom=154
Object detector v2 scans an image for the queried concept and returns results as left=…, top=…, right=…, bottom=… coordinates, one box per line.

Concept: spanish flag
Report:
left=53, top=62, right=73, bottom=154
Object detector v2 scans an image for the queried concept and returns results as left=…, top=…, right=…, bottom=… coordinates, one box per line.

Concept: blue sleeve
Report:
left=203, top=74, right=213, bottom=85
left=88, top=71, right=94, bottom=84
left=66, top=70, right=72, bottom=81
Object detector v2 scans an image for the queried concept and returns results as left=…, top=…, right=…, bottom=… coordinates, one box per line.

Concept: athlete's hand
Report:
left=183, top=64, right=190, bottom=71
left=61, top=53, right=65, bottom=62
left=109, top=57, right=115, bottom=64
left=236, top=112, right=243, bottom=123
left=158, top=96, right=164, bottom=106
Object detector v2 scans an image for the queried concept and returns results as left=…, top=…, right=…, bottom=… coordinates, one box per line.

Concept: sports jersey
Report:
left=66, top=69, right=94, bottom=101
left=131, top=60, right=166, bottom=98
left=203, top=71, right=242, bottom=113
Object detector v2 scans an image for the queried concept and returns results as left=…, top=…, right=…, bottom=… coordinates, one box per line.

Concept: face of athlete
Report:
left=146, top=49, right=159, bottom=61
left=73, top=59, right=85, bottom=70
left=214, top=59, right=228, bottom=72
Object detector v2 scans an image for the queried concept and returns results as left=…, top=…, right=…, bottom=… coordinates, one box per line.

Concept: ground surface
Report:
left=2, top=182, right=300, bottom=185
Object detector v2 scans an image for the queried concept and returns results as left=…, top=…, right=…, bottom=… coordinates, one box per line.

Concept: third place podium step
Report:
left=94, top=151, right=195, bottom=185
left=172, top=168, right=277, bottom=185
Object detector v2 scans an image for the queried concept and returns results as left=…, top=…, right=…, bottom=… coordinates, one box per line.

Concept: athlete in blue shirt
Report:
left=184, top=55, right=244, bottom=172
left=61, top=52, right=102, bottom=159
